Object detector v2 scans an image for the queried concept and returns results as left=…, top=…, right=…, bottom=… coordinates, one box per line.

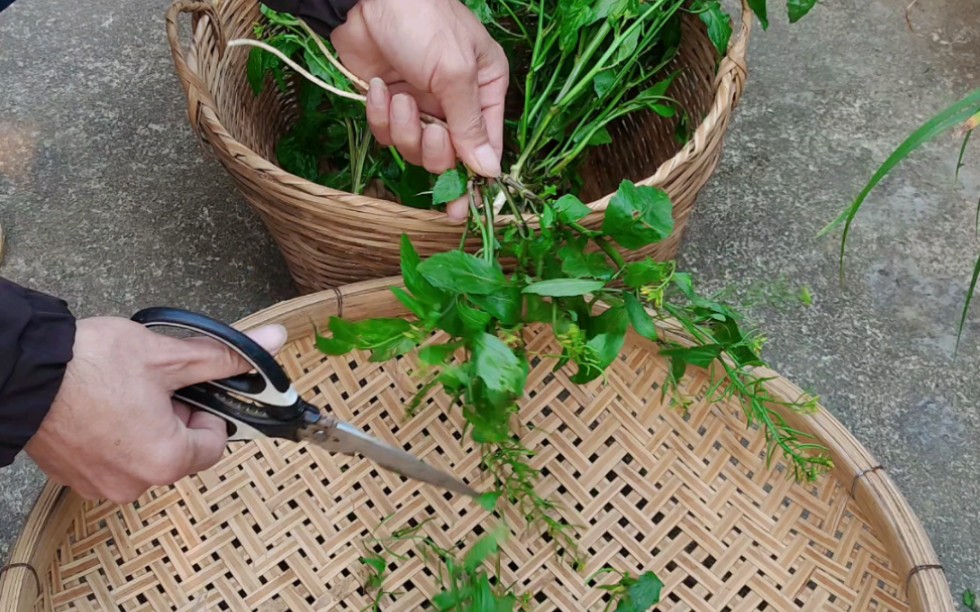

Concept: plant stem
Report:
left=229, top=39, right=366, bottom=102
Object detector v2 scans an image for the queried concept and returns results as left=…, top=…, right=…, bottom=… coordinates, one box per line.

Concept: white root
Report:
left=295, top=18, right=368, bottom=91
left=492, top=190, right=507, bottom=215
left=227, top=38, right=367, bottom=102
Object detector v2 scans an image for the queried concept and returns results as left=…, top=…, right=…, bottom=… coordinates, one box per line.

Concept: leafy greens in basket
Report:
left=245, top=0, right=816, bottom=211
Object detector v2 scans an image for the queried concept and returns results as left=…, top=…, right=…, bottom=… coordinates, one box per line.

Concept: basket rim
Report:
left=0, top=277, right=954, bottom=611
left=169, top=0, right=753, bottom=225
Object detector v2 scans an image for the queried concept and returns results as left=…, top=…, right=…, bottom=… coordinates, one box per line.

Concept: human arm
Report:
left=0, top=277, right=287, bottom=503
left=0, top=278, right=76, bottom=467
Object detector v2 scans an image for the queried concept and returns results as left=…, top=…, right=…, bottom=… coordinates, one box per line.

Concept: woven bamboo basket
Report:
left=164, top=0, right=751, bottom=293
left=0, top=280, right=953, bottom=611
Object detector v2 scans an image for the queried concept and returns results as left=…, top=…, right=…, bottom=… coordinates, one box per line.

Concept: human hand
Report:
left=332, top=0, right=509, bottom=220
left=25, top=316, right=288, bottom=504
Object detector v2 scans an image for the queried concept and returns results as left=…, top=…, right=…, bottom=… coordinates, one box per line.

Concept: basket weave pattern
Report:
left=166, top=0, right=750, bottom=292
left=0, top=282, right=952, bottom=611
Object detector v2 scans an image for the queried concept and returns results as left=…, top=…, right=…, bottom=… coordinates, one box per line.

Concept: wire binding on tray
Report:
left=0, top=563, right=40, bottom=595
left=850, top=464, right=885, bottom=498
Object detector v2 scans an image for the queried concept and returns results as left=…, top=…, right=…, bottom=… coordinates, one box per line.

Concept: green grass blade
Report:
left=955, top=251, right=980, bottom=354
left=818, top=89, right=980, bottom=279
left=956, top=127, right=973, bottom=182
left=975, top=194, right=979, bottom=240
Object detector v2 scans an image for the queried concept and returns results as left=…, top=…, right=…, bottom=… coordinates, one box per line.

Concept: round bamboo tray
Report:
left=164, top=0, right=751, bottom=293
left=0, top=279, right=953, bottom=610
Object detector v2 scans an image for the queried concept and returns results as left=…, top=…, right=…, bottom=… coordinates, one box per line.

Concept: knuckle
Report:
left=457, top=111, right=487, bottom=139
left=105, top=486, right=143, bottom=505
left=432, top=57, right=477, bottom=90
left=145, top=445, right=187, bottom=486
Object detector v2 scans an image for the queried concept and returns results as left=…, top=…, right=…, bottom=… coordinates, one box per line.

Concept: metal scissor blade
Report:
left=302, top=420, right=481, bottom=498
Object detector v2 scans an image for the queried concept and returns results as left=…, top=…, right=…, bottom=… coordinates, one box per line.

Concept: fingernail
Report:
left=447, top=197, right=469, bottom=222
left=473, top=144, right=501, bottom=177
left=254, top=324, right=288, bottom=351
left=392, top=94, right=413, bottom=123
left=368, top=78, right=386, bottom=107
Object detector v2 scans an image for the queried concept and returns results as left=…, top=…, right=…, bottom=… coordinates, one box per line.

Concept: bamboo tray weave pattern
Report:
left=0, top=281, right=953, bottom=611
left=165, top=0, right=751, bottom=292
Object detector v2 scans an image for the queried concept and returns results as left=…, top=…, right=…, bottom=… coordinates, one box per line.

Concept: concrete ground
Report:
left=0, top=0, right=977, bottom=604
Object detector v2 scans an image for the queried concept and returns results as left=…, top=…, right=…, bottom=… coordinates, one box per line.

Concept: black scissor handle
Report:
left=132, top=307, right=302, bottom=421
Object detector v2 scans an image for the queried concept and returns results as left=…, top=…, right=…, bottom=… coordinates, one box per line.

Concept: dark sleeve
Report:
left=0, top=278, right=76, bottom=466
left=261, top=0, right=360, bottom=37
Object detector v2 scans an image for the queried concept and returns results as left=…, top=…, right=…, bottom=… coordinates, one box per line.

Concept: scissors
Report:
left=131, top=307, right=480, bottom=498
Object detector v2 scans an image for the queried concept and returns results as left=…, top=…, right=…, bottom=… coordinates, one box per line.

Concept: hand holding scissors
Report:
left=131, top=307, right=480, bottom=498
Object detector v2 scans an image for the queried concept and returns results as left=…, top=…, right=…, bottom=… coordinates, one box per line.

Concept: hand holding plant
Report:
left=332, top=0, right=510, bottom=180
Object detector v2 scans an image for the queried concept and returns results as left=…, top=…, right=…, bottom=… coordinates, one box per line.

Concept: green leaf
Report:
left=472, top=333, right=527, bottom=395
left=615, top=572, right=663, bottom=611
left=634, top=71, right=681, bottom=104
left=671, top=272, right=696, bottom=299
left=625, top=293, right=657, bottom=340
left=523, top=279, right=606, bottom=297
left=315, top=334, right=353, bottom=356
left=247, top=47, right=267, bottom=94
left=588, top=127, right=614, bottom=146
left=359, top=556, right=387, bottom=575
left=458, top=298, right=493, bottom=332
left=400, top=235, right=445, bottom=307
left=819, top=89, right=980, bottom=279
left=525, top=294, right=553, bottom=323
left=387, top=163, right=437, bottom=210
left=623, top=259, right=673, bottom=289
left=477, top=491, right=502, bottom=512
left=558, top=0, right=593, bottom=53
left=329, top=317, right=412, bottom=349
left=692, top=0, right=732, bottom=55
left=593, top=0, right=637, bottom=21
left=747, top=0, right=769, bottom=29
left=419, top=342, right=460, bottom=366
left=391, top=286, right=427, bottom=319
left=964, top=589, right=978, bottom=610
left=276, top=134, right=319, bottom=181
left=955, top=252, right=980, bottom=353
left=437, top=301, right=467, bottom=337
left=659, top=344, right=723, bottom=368
left=602, top=181, right=675, bottom=249
left=787, top=0, right=817, bottom=22
left=464, top=523, right=508, bottom=572
left=617, top=27, right=640, bottom=62
left=593, top=70, right=617, bottom=98
left=419, top=251, right=509, bottom=295
left=432, top=169, right=467, bottom=205
left=572, top=306, right=628, bottom=383
left=469, top=286, right=522, bottom=326
left=554, top=194, right=593, bottom=224
left=463, top=0, right=493, bottom=22
left=560, top=248, right=616, bottom=280
left=433, top=589, right=465, bottom=611
left=369, top=335, right=418, bottom=362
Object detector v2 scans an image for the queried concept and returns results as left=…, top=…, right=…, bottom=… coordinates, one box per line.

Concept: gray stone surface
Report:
left=0, top=0, right=977, bottom=604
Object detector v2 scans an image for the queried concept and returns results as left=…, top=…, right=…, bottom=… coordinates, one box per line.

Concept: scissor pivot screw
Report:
left=313, top=430, right=328, bottom=442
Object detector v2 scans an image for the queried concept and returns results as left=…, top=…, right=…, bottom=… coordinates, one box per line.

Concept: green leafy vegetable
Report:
left=433, top=169, right=468, bottom=204
left=523, top=278, right=606, bottom=297
left=602, top=182, right=674, bottom=249
left=787, top=0, right=817, bottom=22
left=691, top=0, right=732, bottom=55
left=419, top=251, right=509, bottom=295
